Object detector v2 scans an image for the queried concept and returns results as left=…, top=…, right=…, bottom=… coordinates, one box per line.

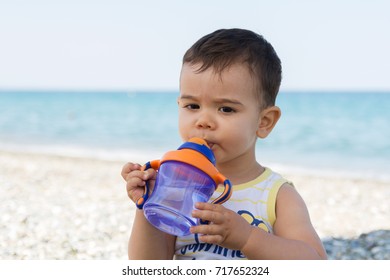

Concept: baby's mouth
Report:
left=205, top=140, right=214, bottom=149
left=191, top=136, right=215, bottom=149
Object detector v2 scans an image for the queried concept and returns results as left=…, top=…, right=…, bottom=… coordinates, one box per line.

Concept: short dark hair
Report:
left=183, top=28, right=282, bottom=107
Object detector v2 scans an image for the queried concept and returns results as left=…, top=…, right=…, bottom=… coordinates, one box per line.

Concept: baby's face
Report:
left=178, top=63, right=262, bottom=167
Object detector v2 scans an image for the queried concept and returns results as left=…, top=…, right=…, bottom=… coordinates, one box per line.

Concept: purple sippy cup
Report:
left=136, top=137, right=232, bottom=236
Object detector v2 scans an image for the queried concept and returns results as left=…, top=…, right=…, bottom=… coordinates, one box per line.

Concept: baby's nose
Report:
left=195, top=113, right=215, bottom=129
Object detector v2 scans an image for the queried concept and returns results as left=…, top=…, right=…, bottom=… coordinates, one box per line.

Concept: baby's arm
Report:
left=241, top=183, right=327, bottom=259
left=129, top=209, right=176, bottom=259
left=191, top=183, right=327, bottom=259
left=121, top=163, right=175, bottom=259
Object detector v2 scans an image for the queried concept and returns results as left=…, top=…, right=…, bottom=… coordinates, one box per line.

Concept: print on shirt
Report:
left=237, top=210, right=271, bottom=233
left=178, top=209, right=270, bottom=259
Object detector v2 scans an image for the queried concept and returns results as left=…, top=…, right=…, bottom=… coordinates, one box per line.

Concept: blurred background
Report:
left=1, top=0, right=389, bottom=177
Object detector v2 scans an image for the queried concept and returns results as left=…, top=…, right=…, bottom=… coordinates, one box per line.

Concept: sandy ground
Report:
left=1, top=150, right=389, bottom=259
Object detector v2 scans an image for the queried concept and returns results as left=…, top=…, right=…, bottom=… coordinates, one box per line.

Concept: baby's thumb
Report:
left=142, top=169, right=157, bottom=193
left=143, top=168, right=157, bottom=180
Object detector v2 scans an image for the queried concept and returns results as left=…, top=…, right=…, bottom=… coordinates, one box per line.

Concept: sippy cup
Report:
left=136, top=137, right=232, bottom=236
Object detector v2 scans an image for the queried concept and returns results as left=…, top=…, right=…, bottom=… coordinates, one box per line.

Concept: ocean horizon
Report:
left=1, top=90, right=389, bottom=180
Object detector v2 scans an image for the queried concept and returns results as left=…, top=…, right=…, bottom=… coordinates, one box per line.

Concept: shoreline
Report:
left=1, top=143, right=388, bottom=182
left=1, top=149, right=389, bottom=259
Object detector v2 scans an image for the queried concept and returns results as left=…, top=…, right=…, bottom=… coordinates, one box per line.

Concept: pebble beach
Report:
left=1, top=150, right=389, bottom=260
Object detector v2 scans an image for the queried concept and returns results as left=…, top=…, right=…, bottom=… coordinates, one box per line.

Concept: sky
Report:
left=1, top=0, right=389, bottom=92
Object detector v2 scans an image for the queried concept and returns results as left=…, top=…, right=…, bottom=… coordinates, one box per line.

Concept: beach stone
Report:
left=322, top=230, right=390, bottom=260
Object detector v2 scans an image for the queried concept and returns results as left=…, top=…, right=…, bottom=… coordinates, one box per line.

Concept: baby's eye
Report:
left=219, top=106, right=235, bottom=113
left=185, top=104, right=200, bottom=110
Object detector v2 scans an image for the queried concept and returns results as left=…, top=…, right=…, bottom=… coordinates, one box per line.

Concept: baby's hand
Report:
left=190, top=202, right=253, bottom=251
left=121, top=162, right=156, bottom=204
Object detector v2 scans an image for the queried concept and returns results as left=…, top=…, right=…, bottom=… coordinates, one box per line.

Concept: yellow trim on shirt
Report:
left=214, top=167, right=273, bottom=192
left=266, top=178, right=288, bottom=227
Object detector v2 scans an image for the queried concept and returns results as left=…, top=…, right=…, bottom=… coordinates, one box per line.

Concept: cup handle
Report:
left=200, top=177, right=232, bottom=224
left=135, top=160, right=160, bottom=209
left=211, top=179, right=232, bottom=205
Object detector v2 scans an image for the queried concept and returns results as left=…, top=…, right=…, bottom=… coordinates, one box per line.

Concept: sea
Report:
left=0, top=90, right=389, bottom=180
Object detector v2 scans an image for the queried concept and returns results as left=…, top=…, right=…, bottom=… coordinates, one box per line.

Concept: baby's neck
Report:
left=217, top=161, right=264, bottom=185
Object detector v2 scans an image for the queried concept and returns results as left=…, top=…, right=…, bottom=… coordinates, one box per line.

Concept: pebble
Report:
left=323, top=230, right=390, bottom=260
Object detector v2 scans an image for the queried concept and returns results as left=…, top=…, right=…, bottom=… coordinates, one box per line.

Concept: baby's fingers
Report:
left=192, top=202, right=225, bottom=223
left=127, top=187, right=146, bottom=204
left=190, top=224, right=225, bottom=244
left=192, top=209, right=223, bottom=224
left=121, top=162, right=142, bottom=180
left=142, top=167, right=157, bottom=181
left=198, top=234, right=225, bottom=245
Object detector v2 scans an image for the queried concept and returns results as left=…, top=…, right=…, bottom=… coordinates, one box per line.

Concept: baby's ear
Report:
left=256, top=106, right=281, bottom=139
